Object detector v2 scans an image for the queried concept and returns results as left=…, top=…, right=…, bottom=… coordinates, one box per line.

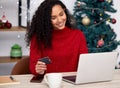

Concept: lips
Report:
left=56, top=23, right=64, bottom=27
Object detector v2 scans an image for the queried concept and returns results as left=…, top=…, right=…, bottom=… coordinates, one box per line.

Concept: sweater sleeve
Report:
left=29, top=36, right=42, bottom=75
left=79, top=31, right=88, bottom=54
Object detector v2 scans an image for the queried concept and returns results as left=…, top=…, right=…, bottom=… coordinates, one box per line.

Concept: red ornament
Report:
left=99, top=0, right=105, bottom=2
left=6, top=23, right=12, bottom=28
left=5, top=21, right=12, bottom=29
left=112, top=18, right=116, bottom=24
left=94, top=21, right=97, bottom=24
left=97, top=38, right=104, bottom=47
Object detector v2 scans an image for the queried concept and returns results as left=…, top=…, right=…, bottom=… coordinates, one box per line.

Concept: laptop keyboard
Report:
left=63, top=75, right=76, bottom=82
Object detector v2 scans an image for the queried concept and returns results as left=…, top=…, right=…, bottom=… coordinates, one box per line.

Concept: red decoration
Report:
left=94, top=21, right=97, bottom=24
left=98, top=0, right=105, bottom=2
left=0, top=21, right=12, bottom=29
left=111, top=18, right=116, bottom=24
left=97, top=38, right=104, bottom=47
left=5, top=21, right=12, bottom=29
left=0, top=12, right=12, bottom=29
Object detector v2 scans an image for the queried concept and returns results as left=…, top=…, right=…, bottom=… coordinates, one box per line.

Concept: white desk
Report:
left=0, top=69, right=120, bottom=88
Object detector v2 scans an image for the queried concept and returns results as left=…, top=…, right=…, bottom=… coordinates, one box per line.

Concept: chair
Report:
left=11, top=56, right=31, bottom=75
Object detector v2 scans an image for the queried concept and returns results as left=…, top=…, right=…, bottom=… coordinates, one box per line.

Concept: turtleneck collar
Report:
left=52, top=26, right=71, bottom=34
left=52, top=26, right=72, bottom=39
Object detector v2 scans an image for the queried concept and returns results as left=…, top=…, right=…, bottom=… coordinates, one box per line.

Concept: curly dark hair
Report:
left=25, top=0, right=74, bottom=48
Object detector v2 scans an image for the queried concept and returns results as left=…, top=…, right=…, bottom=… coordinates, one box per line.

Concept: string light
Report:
left=0, top=5, right=3, bottom=9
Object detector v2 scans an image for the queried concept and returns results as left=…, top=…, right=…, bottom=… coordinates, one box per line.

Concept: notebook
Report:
left=0, top=76, right=20, bottom=85
left=63, top=51, right=119, bottom=85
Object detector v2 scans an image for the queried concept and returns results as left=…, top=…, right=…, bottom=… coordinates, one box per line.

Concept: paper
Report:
left=0, top=76, right=20, bottom=85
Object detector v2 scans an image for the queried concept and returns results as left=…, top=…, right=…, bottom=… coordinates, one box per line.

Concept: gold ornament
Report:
left=82, top=16, right=90, bottom=26
left=99, top=13, right=102, bottom=16
left=77, top=1, right=81, bottom=7
left=107, top=0, right=112, bottom=3
left=107, top=18, right=111, bottom=22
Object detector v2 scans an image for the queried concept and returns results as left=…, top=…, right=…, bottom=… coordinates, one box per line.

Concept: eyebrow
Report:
left=51, top=10, right=64, bottom=17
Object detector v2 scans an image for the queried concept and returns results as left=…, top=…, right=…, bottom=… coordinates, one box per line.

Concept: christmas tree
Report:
left=73, top=0, right=120, bottom=53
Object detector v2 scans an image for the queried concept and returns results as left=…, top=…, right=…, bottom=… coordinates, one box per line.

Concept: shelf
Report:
left=0, top=26, right=27, bottom=31
left=0, top=56, right=29, bottom=63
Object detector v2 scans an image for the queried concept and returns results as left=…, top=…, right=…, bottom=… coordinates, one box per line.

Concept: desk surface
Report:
left=0, top=69, right=120, bottom=88
left=0, top=56, right=28, bottom=63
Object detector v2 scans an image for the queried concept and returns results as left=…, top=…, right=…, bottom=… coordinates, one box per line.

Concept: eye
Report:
left=51, top=16, right=56, bottom=20
left=59, top=12, right=64, bottom=16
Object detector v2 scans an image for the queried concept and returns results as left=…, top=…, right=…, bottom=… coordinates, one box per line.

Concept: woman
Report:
left=26, top=0, right=88, bottom=76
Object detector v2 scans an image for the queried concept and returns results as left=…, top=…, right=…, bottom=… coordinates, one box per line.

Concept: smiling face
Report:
left=51, top=5, right=67, bottom=30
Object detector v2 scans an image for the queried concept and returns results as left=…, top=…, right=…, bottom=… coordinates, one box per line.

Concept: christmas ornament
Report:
left=0, top=13, right=12, bottom=29
left=107, top=18, right=111, bottom=22
left=97, top=38, right=104, bottom=47
left=82, top=16, right=90, bottom=26
left=107, top=0, right=112, bottom=3
left=94, top=21, right=97, bottom=24
left=111, top=18, right=116, bottom=24
left=98, top=0, right=105, bottom=2
left=5, top=21, right=12, bottom=29
left=77, top=1, right=81, bottom=7
left=99, top=13, right=102, bottom=16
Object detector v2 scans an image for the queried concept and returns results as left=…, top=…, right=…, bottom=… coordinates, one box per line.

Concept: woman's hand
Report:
left=35, top=61, right=47, bottom=75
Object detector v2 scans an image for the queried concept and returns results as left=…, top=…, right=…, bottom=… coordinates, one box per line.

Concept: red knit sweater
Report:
left=30, top=27, right=88, bottom=75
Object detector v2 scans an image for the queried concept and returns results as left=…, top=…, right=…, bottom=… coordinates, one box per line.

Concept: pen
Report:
left=10, top=76, right=14, bottom=81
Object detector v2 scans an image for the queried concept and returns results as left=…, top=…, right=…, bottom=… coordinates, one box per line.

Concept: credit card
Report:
left=38, top=57, right=51, bottom=64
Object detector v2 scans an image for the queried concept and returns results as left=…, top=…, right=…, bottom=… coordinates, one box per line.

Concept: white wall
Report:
left=110, top=0, right=120, bottom=64
left=0, top=31, right=29, bottom=56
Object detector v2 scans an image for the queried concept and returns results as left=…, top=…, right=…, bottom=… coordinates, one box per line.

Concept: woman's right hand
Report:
left=35, top=61, right=47, bottom=75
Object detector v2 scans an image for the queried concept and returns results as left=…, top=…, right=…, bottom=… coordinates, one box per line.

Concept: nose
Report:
left=57, top=17, right=62, bottom=22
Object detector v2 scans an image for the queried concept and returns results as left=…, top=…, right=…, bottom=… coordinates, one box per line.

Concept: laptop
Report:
left=63, top=51, right=119, bottom=85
